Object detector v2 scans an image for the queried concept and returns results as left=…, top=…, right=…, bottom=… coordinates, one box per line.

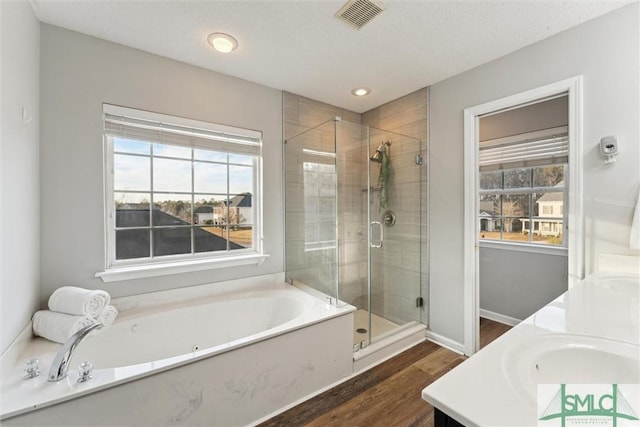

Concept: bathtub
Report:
left=0, top=273, right=355, bottom=426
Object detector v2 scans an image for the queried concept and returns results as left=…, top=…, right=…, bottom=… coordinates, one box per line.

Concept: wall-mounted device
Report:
left=600, top=135, right=619, bottom=164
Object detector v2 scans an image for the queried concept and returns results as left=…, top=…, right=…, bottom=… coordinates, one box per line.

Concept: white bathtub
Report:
left=0, top=273, right=355, bottom=426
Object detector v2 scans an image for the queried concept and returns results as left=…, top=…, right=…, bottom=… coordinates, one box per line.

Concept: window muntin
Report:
left=104, top=105, right=262, bottom=269
left=478, top=165, right=566, bottom=246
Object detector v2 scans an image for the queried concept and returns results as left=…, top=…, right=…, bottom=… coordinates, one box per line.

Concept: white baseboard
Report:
left=479, top=308, right=521, bottom=326
left=425, top=330, right=465, bottom=355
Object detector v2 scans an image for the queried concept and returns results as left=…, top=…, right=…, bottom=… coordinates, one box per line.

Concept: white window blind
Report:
left=104, top=105, right=262, bottom=156
left=479, top=127, right=568, bottom=171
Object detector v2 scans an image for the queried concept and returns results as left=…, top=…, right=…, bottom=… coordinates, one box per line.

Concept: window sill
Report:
left=95, top=253, right=270, bottom=283
left=478, top=240, right=567, bottom=256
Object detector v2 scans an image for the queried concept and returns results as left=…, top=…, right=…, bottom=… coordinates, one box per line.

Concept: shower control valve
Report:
left=382, top=210, right=396, bottom=227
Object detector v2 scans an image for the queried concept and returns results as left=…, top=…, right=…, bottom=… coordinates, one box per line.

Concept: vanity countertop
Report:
left=421, top=272, right=640, bottom=427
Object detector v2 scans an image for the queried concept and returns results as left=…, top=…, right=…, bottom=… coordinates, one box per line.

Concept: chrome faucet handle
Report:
left=77, top=361, right=94, bottom=383
left=48, top=322, right=102, bottom=382
left=23, top=358, right=41, bottom=379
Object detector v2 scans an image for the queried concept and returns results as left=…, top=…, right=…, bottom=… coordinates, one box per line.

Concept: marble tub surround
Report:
left=422, top=272, right=640, bottom=427
left=0, top=273, right=356, bottom=425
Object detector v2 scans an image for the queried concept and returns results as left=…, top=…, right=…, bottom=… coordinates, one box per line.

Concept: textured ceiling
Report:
left=31, top=0, right=632, bottom=113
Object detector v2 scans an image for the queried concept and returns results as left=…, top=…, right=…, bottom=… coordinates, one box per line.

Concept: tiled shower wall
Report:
left=283, top=90, right=428, bottom=327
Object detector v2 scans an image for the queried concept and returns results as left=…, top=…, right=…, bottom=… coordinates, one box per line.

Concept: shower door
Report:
left=333, top=120, right=425, bottom=347
left=364, top=127, right=424, bottom=345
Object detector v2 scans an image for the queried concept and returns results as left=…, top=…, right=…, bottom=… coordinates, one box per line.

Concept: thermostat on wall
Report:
left=600, top=135, right=619, bottom=163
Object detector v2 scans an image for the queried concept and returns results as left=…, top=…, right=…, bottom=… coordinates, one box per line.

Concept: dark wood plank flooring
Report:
left=259, top=318, right=511, bottom=427
left=479, top=316, right=512, bottom=349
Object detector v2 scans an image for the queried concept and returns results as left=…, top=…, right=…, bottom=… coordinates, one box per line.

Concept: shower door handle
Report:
left=370, top=221, right=383, bottom=248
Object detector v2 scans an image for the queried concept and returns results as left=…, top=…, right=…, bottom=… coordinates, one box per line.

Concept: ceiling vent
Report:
left=335, top=0, right=385, bottom=30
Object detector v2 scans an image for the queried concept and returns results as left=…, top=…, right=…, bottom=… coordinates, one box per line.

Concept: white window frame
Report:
left=96, top=104, right=267, bottom=282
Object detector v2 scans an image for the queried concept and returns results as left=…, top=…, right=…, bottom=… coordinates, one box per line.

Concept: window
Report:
left=478, top=129, right=568, bottom=247
left=101, top=105, right=263, bottom=275
left=303, top=156, right=337, bottom=252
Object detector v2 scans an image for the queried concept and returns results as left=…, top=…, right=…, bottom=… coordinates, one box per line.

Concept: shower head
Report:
left=370, top=141, right=391, bottom=163
left=370, top=145, right=384, bottom=163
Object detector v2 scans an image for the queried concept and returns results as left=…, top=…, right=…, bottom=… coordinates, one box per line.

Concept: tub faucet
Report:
left=48, top=323, right=102, bottom=382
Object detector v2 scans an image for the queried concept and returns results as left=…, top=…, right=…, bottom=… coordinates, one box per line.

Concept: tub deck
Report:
left=0, top=274, right=355, bottom=425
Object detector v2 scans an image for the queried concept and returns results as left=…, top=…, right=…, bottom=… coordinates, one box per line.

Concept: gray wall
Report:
left=479, top=248, right=567, bottom=321
left=1, top=1, right=41, bottom=353
left=39, top=25, right=284, bottom=305
left=429, top=4, right=639, bottom=344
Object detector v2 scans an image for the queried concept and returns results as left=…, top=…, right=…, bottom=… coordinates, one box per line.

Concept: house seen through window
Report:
left=479, top=165, right=566, bottom=246
left=103, top=105, right=262, bottom=269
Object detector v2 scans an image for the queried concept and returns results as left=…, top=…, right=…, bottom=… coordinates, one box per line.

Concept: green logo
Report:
left=539, top=384, right=639, bottom=427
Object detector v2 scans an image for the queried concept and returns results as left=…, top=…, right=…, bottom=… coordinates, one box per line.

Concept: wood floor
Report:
left=259, top=318, right=511, bottom=427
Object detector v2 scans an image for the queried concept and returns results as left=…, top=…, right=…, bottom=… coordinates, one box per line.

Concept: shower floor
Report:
left=353, top=309, right=399, bottom=346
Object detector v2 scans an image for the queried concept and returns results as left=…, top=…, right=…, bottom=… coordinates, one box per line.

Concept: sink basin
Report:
left=502, top=334, right=640, bottom=403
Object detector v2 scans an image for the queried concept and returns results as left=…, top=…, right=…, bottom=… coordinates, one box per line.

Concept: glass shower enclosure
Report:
left=285, top=117, right=425, bottom=350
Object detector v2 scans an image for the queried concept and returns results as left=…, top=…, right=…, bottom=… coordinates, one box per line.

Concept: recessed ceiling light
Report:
left=351, top=87, right=371, bottom=96
left=207, top=32, right=238, bottom=53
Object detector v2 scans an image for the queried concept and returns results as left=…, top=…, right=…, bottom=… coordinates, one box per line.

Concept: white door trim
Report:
left=463, top=76, right=584, bottom=356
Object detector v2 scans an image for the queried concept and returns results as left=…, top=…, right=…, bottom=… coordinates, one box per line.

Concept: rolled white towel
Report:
left=32, top=310, right=95, bottom=344
left=97, top=305, right=118, bottom=327
left=48, top=286, right=110, bottom=318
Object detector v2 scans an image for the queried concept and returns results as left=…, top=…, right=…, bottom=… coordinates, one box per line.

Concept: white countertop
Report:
left=422, top=272, right=640, bottom=427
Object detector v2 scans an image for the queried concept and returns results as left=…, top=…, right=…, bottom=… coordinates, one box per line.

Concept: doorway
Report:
left=462, top=77, right=584, bottom=355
